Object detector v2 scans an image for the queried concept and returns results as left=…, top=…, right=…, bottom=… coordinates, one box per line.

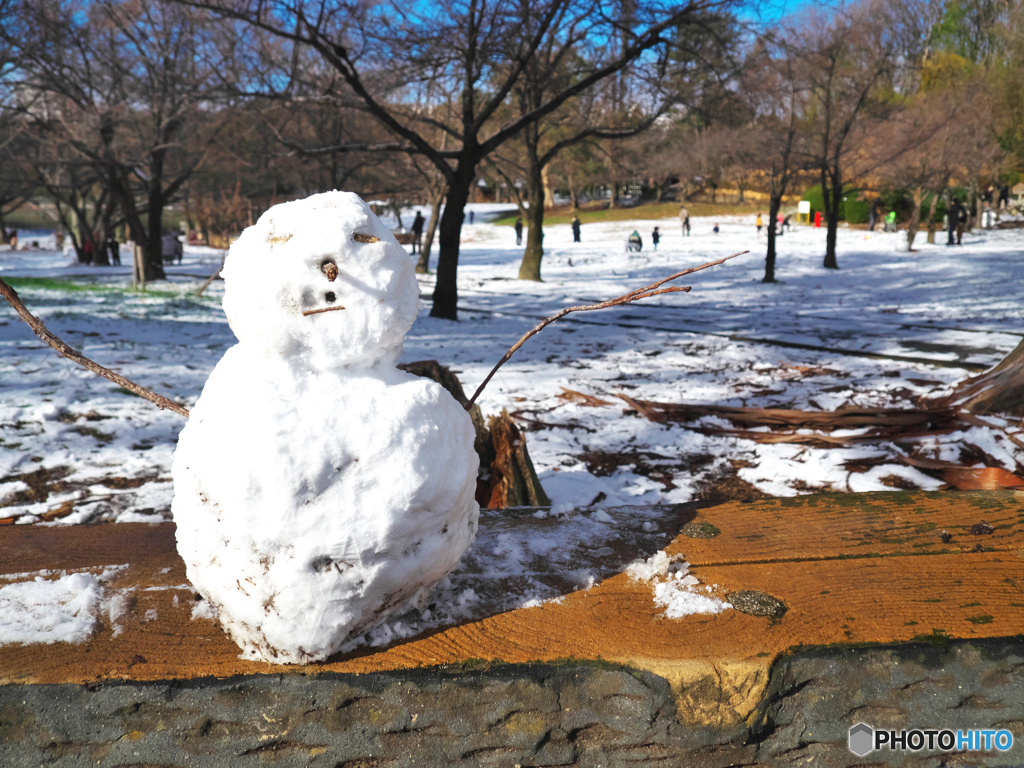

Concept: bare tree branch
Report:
left=466, top=251, right=748, bottom=408
left=0, top=278, right=190, bottom=418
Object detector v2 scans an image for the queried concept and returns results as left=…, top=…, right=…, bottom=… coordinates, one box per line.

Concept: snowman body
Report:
left=171, top=192, right=479, bottom=663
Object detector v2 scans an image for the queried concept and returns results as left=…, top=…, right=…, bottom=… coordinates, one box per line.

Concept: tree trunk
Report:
left=941, top=338, right=1024, bottom=416
left=822, top=167, right=841, bottom=270
left=906, top=186, right=922, bottom=251
left=541, top=164, right=554, bottom=210
left=764, top=195, right=780, bottom=283
left=520, top=173, right=544, bottom=280
left=519, top=146, right=545, bottom=281
left=431, top=173, right=472, bottom=321
left=416, top=192, right=443, bottom=274
left=925, top=191, right=939, bottom=244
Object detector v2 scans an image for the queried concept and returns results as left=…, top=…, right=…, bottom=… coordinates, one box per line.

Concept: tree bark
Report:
left=416, top=192, right=443, bottom=274
left=925, top=190, right=939, bottom=244
left=941, top=338, right=1024, bottom=416
left=822, top=166, right=841, bottom=270
left=519, top=176, right=545, bottom=281
left=431, top=173, right=473, bottom=321
left=764, top=195, right=780, bottom=283
left=519, top=134, right=545, bottom=281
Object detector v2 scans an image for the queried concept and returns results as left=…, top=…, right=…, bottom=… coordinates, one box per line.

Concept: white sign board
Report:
left=798, top=200, right=811, bottom=214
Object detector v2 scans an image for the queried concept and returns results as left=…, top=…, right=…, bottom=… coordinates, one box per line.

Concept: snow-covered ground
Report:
left=2, top=213, right=1022, bottom=527
left=2, top=210, right=1022, bottom=651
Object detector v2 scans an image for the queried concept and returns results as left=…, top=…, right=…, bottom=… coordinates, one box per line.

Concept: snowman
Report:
left=171, top=191, right=479, bottom=664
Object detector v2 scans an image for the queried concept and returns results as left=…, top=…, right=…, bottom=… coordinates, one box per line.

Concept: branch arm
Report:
left=466, top=251, right=747, bottom=407
left=0, top=278, right=189, bottom=418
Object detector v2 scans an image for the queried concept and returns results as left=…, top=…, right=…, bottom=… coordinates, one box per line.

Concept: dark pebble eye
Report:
left=326, top=292, right=336, bottom=303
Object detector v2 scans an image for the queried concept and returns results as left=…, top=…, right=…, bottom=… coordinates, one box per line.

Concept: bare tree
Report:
left=792, top=0, right=903, bottom=270
left=5, top=0, right=226, bottom=279
left=177, top=0, right=737, bottom=319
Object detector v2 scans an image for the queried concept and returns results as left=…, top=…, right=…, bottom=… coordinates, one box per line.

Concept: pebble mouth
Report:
left=303, top=306, right=347, bottom=316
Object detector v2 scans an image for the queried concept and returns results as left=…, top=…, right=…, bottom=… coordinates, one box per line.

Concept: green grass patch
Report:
left=3, top=276, right=184, bottom=299
left=491, top=200, right=762, bottom=227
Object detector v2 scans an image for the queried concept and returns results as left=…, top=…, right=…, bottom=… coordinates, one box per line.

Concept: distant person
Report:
left=983, top=202, right=995, bottom=229
left=868, top=199, right=879, bottom=231
left=814, top=211, right=822, bottom=228
left=571, top=216, right=581, bottom=243
left=947, top=200, right=959, bottom=245
left=651, top=226, right=660, bottom=250
left=161, top=231, right=177, bottom=263
left=107, top=236, right=120, bottom=266
left=8, top=230, right=17, bottom=249
left=55, top=229, right=65, bottom=250
left=956, top=202, right=967, bottom=244
left=713, top=223, right=720, bottom=235
left=514, top=217, right=523, bottom=246
left=174, top=234, right=183, bottom=264
left=983, top=186, right=994, bottom=205
left=82, top=235, right=94, bottom=265
left=756, top=213, right=763, bottom=235
left=411, top=211, right=425, bottom=254
left=627, top=230, right=642, bottom=252
left=679, top=205, right=690, bottom=237
left=783, top=214, right=792, bottom=232
left=776, top=214, right=784, bottom=237
left=469, top=210, right=474, bottom=225
left=999, top=184, right=1010, bottom=211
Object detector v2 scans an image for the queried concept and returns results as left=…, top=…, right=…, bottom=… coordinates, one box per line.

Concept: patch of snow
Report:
left=627, top=551, right=731, bottom=618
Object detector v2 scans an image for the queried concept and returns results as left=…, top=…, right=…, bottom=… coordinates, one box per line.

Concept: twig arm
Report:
left=0, top=278, right=190, bottom=418
left=465, top=251, right=747, bottom=408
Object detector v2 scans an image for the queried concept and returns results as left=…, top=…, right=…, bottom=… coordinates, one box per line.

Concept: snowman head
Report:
left=221, top=192, right=420, bottom=369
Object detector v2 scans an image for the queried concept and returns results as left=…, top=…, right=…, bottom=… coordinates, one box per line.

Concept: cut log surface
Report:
left=2, top=491, right=1024, bottom=727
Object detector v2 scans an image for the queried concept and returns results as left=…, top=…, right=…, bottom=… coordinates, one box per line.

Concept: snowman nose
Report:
left=321, top=260, right=339, bottom=281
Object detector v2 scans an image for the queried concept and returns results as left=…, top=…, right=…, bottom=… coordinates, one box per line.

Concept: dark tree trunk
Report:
left=822, top=165, right=841, bottom=270
left=416, top=192, right=444, bottom=274
left=764, top=195, right=780, bottom=283
left=431, top=173, right=473, bottom=321
left=519, top=145, right=545, bottom=281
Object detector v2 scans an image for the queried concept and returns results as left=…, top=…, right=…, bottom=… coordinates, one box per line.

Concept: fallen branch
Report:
left=614, top=397, right=960, bottom=431
left=465, top=252, right=747, bottom=409
left=0, top=277, right=190, bottom=418
left=195, top=252, right=226, bottom=297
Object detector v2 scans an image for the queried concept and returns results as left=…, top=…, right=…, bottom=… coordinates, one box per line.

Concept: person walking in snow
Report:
left=107, top=236, right=120, bottom=266
left=651, top=226, right=660, bottom=250
left=947, top=200, right=960, bottom=245
left=956, top=202, right=968, bottom=244
left=679, top=205, right=690, bottom=237
left=410, top=211, right=425, bottom=254
left=469, top=210, right=475, bottom=225
left=571, top=216, right=581, bottom=243
left=868, top=199, right=880, bottom=231
left=514, top=217, right=523, bottom=246
left=713, top=223, right=720, bottom=235
left=756, top=213, right=763, bottom=235
left=627, top=230, right=642, bottom=252
left=999, top=184, right=1010, bottom=211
